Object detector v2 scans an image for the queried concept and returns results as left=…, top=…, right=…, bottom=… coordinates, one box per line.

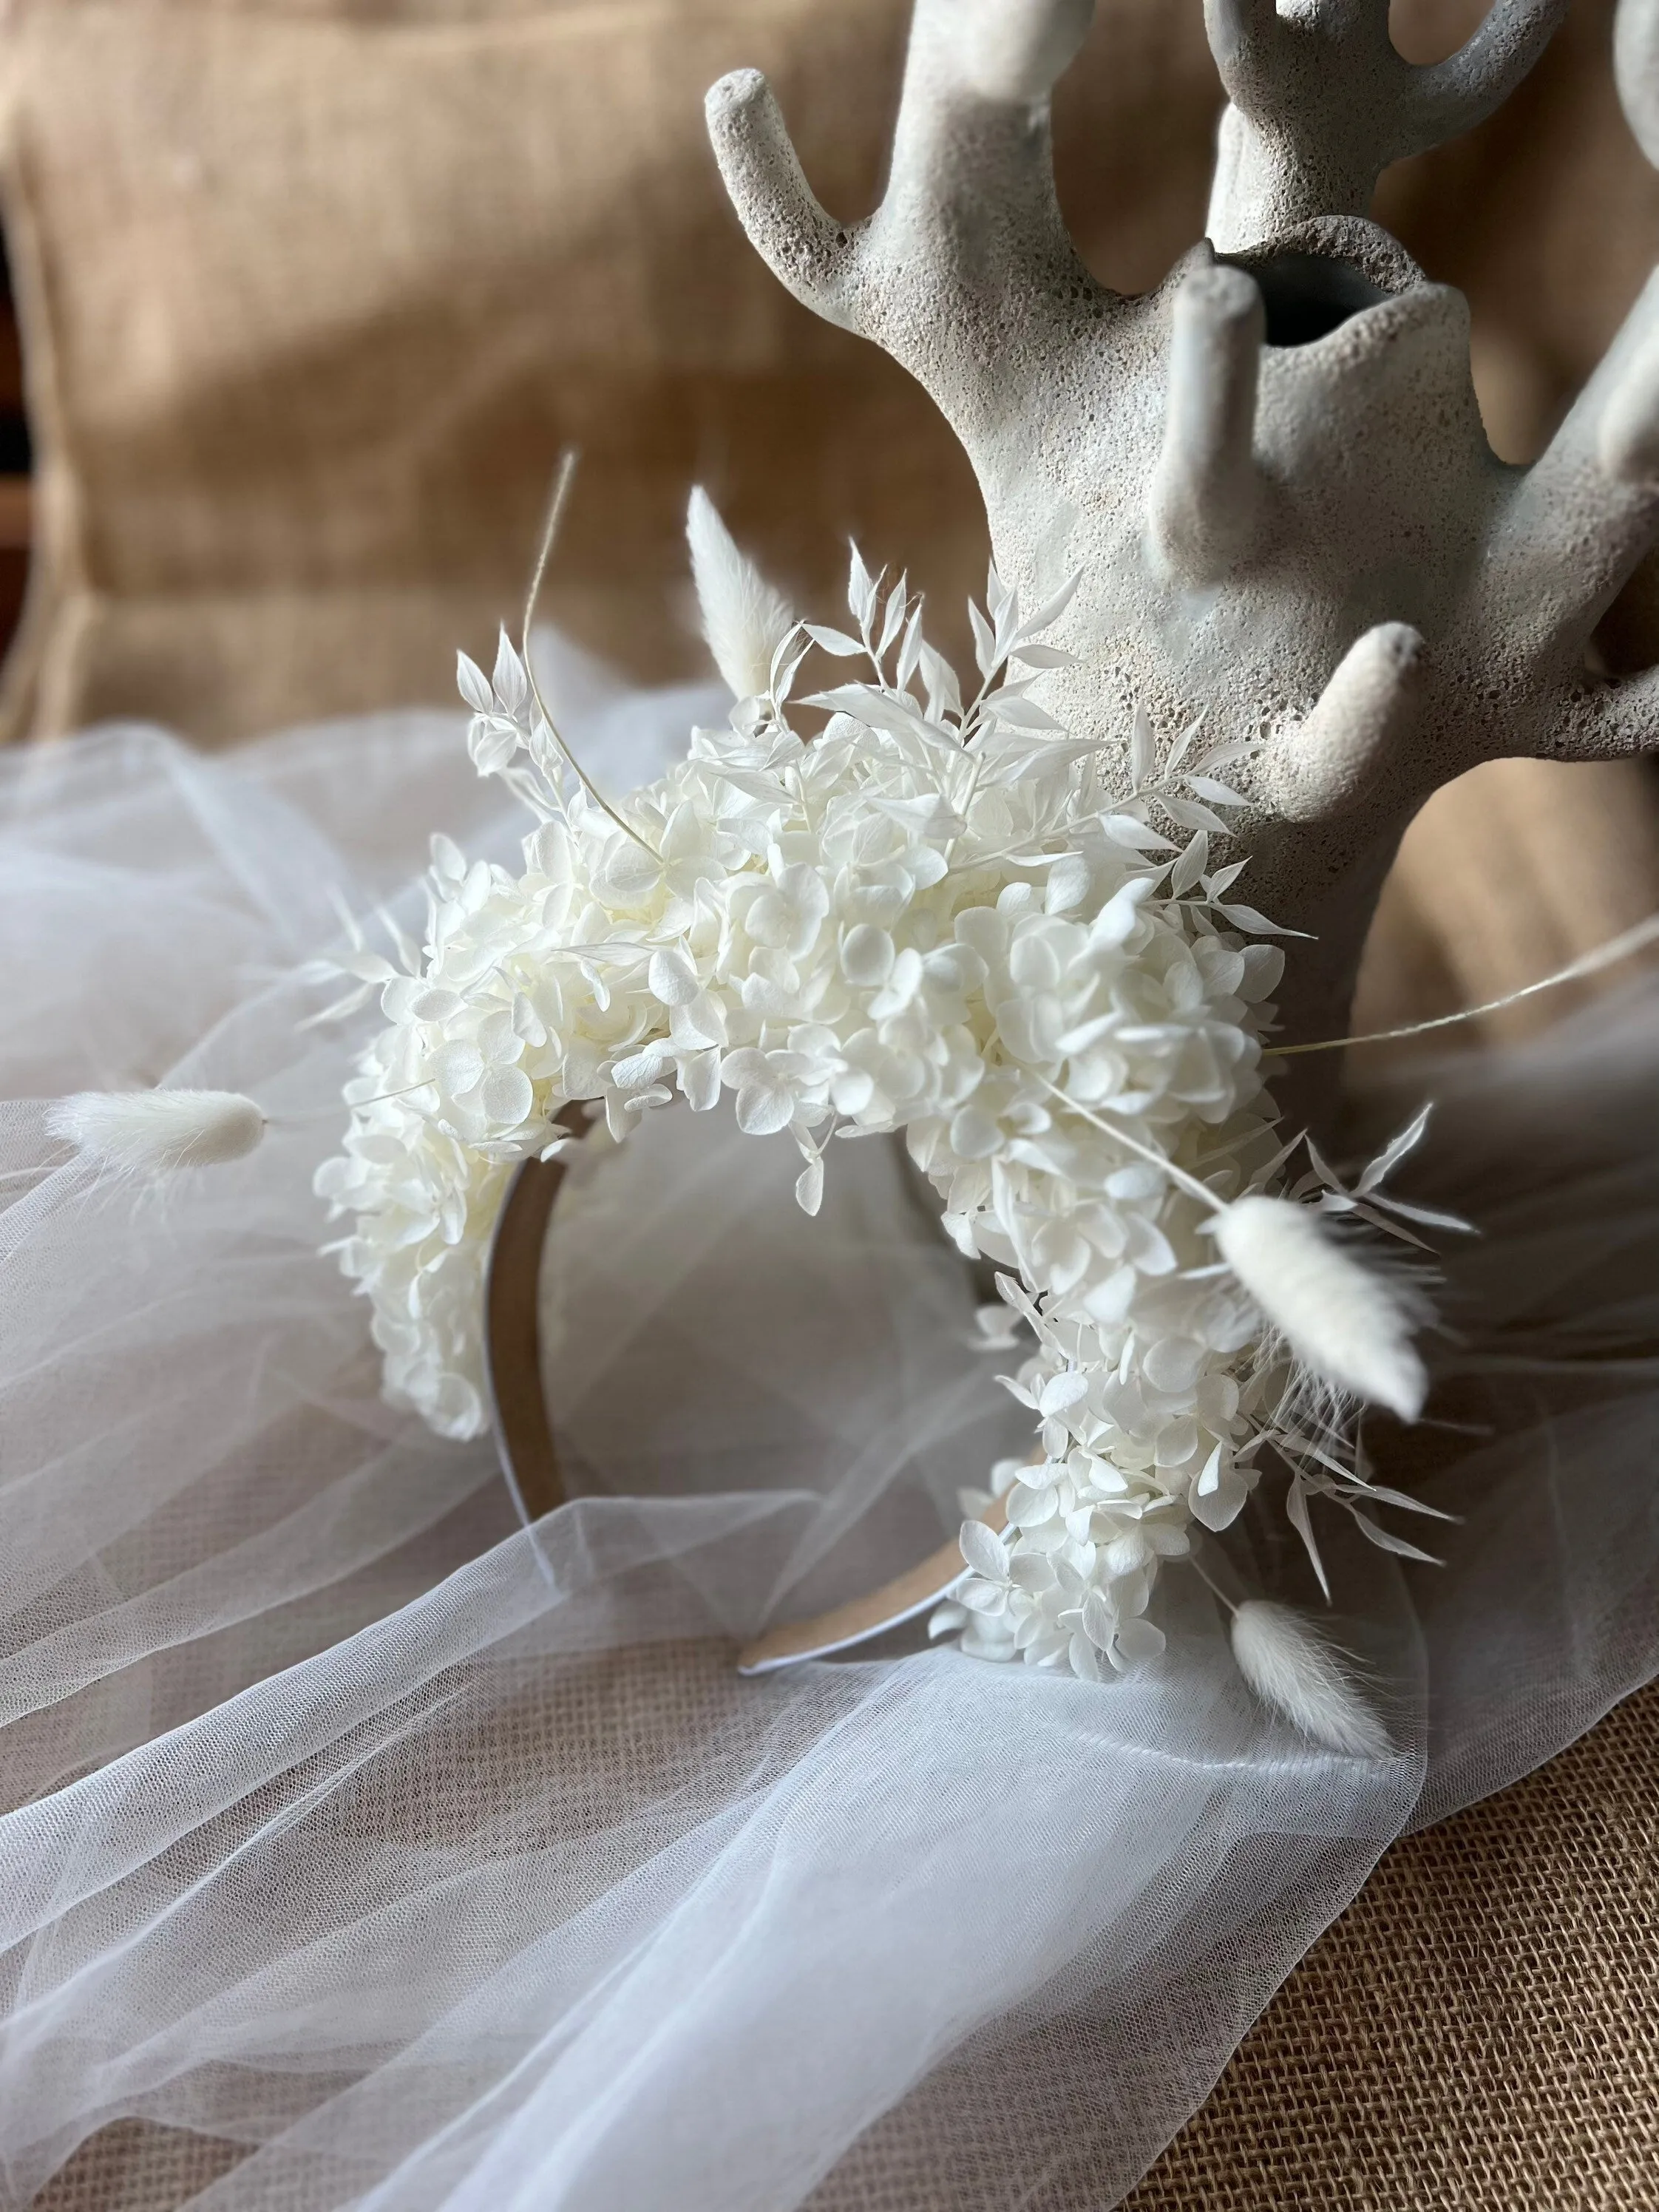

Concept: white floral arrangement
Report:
left=312, top=491, right=1456, bottom=1710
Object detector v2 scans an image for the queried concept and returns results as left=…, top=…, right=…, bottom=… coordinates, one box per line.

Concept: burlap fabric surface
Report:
left=2, top=1, right=1658, bottom=2205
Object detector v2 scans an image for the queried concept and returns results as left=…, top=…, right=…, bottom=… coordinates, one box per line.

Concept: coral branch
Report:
left=1204, top=0, right=1567, bottom=251
left=1147, top=263, right=1265, bottom=583
left=1617, top=0, right=1659, bottom=163
left=707, top=0, right=1113, bottom=425
left=1489, top=269, right=1659, bottom=674
left=705, top=0, right=1656, bottom=1058
left=1407, top=0, right=1572, bottom=146
left=1263, top=623, right=1425, bottom=821
left=1462, top=0, right=1659, bottom=754
left=705, top=70, right=857, bottom=325
left=950, top=0, right=1096, bottom=103
left=1567, top=666, right=1659, bottom=761
left=1598, top=330, right=1659, bottom=486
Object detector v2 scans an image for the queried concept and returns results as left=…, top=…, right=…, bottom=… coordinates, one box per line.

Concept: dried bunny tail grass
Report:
left=686, top=485, right=797, bottom=700
left=1041, top=1080, right=1430, bottom=1422
left=1215, top=1195, right=1428, bottom=1421
left=48, top=1090, right=266, bottom=1175
left=1229, top=1599, right=1391, bottom=1759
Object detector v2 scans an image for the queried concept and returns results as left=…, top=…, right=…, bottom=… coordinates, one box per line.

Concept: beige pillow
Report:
left=0, top=0, right=895, bottom=737
left=1, top=0, right=1654, bottom=730
left=0, top=0, right=1197, bottom=744
left=0, top=0, right=1266, bottom=746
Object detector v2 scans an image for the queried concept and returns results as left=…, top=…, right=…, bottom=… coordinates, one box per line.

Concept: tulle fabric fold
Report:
left=0, top=670, right=1653, bottom=2210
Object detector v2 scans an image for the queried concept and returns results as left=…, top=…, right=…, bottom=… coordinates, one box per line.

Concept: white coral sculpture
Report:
left=705, top=0, right=1659, bottom=1085
left=317, top=0, right=1659, bottom=1714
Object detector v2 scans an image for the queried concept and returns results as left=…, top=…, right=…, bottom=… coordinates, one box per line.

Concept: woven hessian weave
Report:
left=1126, top=1679, right=1659, bottom=2210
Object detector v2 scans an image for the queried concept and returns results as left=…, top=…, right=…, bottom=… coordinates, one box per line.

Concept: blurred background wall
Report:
left=0, top=0, right=1657, bottom=1039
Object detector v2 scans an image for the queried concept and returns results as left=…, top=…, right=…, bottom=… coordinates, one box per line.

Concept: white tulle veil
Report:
left=0, top=645, right=1654, bottom=2209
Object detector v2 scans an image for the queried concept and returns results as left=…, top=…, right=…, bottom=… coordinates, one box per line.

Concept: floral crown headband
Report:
left=302, top=475, right=1473, bottom=1757
left=45, top=484, right=1652, bottom=1754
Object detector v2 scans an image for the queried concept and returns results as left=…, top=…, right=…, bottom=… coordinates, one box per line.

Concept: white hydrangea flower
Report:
left=315, top=546, right=1451, bottom=1677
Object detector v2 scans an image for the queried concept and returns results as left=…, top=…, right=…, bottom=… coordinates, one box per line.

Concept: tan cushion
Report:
left=0, top=0, right=917, bottom=739
left=0, top=0, right=1255, bottom=746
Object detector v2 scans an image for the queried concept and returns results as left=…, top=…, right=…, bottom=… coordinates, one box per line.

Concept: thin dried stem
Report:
left=522, top=450, right=662, bottom=861
left=1263, top=910, right=1659, bottom=1056
left=1032, top=1073, right=1227, bottom=1214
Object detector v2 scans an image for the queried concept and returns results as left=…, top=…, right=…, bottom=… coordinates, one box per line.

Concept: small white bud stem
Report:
left=686, top=486, right=798, bottom=702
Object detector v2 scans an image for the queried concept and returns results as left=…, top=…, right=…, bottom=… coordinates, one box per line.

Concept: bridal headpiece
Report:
left=303, top=481, right=1461, bottom=1747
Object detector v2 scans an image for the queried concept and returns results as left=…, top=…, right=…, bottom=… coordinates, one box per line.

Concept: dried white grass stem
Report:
left=1190, top=1555, right=1391, bottom=1756
left=1215, top=1195, right=1427, bottom=1420
left=1034, top=1074, right=1428, bottom=1419
left=1229, top=1598, right=1391, bottom=1759
left=1265, top=909, right=1659, bottom=1056
left=521, top=451, right=662, bottom=861
left=686, top=485, right=798, bottom=701
left=48, top=1090, right=266, bottom=1174
left=1031, top=1073, right=1227, bottom=1212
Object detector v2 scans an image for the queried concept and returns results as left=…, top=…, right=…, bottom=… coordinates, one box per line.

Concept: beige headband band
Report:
left=483, top=1121, right=1006, bottom=1675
